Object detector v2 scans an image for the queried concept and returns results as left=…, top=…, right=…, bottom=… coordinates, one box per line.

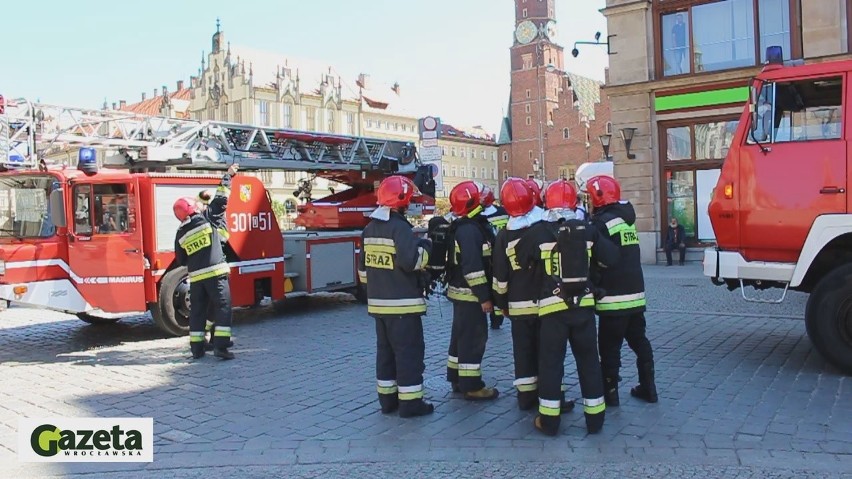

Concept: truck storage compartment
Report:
left=283, top=231, right=360, bottom=294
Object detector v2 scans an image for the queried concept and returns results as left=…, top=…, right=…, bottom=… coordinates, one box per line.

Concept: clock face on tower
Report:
left=544, top=20, right=557, bottom=41
left=515, top=20, right=538, bottom=45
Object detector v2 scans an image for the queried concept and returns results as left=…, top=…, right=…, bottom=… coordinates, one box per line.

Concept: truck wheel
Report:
left=76, top=313, right=121, bottom=325
left=152, top=267, right=191, bottom=337
left=805, top=263, right=852, bottom=374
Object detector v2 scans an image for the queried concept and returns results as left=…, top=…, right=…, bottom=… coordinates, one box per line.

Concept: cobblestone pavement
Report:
left=1, top=265, right=850, bottom=478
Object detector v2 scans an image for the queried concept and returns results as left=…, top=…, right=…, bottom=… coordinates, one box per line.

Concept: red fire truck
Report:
left=0, top=97, right=434, bottom=336
left=704, top=47, right=852, bottom=373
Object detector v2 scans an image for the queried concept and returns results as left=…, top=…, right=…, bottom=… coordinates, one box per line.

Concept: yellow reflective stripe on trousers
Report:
left=189, top=263, right=231, bottom=282
left=508, top=300, right=538, bottom=317
left=458, top=363, right=481, bottom=377
left=205, top=320, right=214, bottom=331
left=538, top=294, right=595, bottom=316
left=398, top=384, right=424, bottom=401
left=213, top=326, right=231, bottom=337
left=189, top=332, right=205, bottom=343
left=584, top=396, right=606, bottom=415
left=513, top=376, right=538, bottom=392
left=447, top=286, right=479, bottom=302
left=377, top=379, right=398, bottom=395
left=367, top=297, right=426, bottom=315
left=447, top=355, right=459, bottom=370
left=539, top=398, right=561, bottom=417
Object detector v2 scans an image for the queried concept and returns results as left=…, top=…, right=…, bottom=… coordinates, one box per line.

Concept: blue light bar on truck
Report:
left=78, top=147, right=98, bottom=174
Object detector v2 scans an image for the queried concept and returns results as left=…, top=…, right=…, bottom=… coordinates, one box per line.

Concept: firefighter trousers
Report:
left=598, top=312, right=654, bottom=376
left=188, top=274, right=233, bottom=349
left=375, top=315, right=426, bottom=412
left=510, top=315, right=540, bottom=408
left=446, top=301, right=488, bottom=393
left=538, top=308, right=605, bottom=428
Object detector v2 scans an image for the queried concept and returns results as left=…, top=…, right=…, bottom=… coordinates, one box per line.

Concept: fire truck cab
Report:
left=705, top=47, right=852, bottom=373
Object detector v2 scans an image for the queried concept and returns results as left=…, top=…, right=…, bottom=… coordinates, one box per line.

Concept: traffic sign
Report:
left=420, top=139, right=438, bottom=148
left=419, top=146, right=442, bottom=162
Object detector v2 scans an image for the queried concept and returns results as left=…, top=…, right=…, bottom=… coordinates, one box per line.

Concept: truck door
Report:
left=67, top=179, right=146, bottom=313
left=739, top=74, right=847, bottom=262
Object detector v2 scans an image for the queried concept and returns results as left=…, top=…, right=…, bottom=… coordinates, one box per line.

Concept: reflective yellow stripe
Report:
left=467, top=276, right=487, bottom=287
left=596, top=298, right=646, bottom=312
left=447, top=355, right=459, bottom=369
left=367, top=304, right=427, bottom=315
left=377, top=385, right=398, bottom=395
left=364, top=244, right=396, bottom=255
left=214, top=327, right=232, bottom=337
left=217, top=227, right=230, bottom=241
left=358, top=270, right=368, bottom=284
left=216, top=186, right=230, bottom=197
left=492, top=278, right=508, bottom=295
left=539, top=294, right=595, bottom=316
left=539, top=398, right=561, bottom=417
left=398, top=384, right=424, bottom=401
left=584, top=397, right=606, bottom=415
left=188, top=264, right=231, bottom=282
left=514, top=376, right=538, bottom=392
left=189, top=331, right=205, bottom=342
left=415, top=247, right=430, bottom=271
left=447, top=287, right=479, bottom=302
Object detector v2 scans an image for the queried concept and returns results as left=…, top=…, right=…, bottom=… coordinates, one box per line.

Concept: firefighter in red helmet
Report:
left=358, top=175, right=434, bottom=417
left=443, top=180, right=499, bottom=401
left=586, top=175, right=658, bottom=407
left=173, top=163, right=239, bottom=360
left=525, top=178, right=545, bottom=208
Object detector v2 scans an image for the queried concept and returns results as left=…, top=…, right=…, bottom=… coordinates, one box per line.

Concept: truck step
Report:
left=284, top=272, right=300, bottom=278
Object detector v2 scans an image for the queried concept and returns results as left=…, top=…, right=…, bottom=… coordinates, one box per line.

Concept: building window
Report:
left=451, top=147, right=457, bottom=156
left=283, top=103, right=293, bottom=128
left=207, top=103, right=215, bottom=121
left=525, top=104, right=531, bottom=113
left=460, top=167, right=466, bottom=177
left=233, top=102, right=242, bottom=123
left=259, top=100, right=270, bottom=126
left=326, top=108, right=335, bottom=133
left=502, top=152, right=508, bottom=163
left=563, top=127, right=570, bottom=139
left=528, top=150, right=533, bottom=159
left=526, top=89, right=531, bottom=99
left=442, top=146, right=448, bottom=155
left=472, top=168, right=477, bottom=179
left=461, top=148, right=466, bottom=159
left=606, top=121, right=613, bottom=134
left=502, top=170, right=509, bottom=181
left=492, top=168, right=497, bottom=180
left=526, top=116, right=532, bottom=125
left=523, top=8, right=528, bottom=17
left=284, top=171, right=296, bottom=184
left=492, top=151, right=497, bottom=161
left=220, top=103, right=228, bottom=122
left=451, top=166, right=457, bottom=177
left=305, top=107, right=316, bottom=131
left=346, top=112, right=355, bottom=135
left=443, top=166, right=448, bottom=177
left=260, top=171, right=273, bottom=185
left=367, top=119, right=373, bottom=128
left=658, top=0, right=796, bottom=77
left=661, top=117, right=740, bottom=244
left=481, top=167, right=487, bottom=178
left=481, top=150, right=486, bottom=159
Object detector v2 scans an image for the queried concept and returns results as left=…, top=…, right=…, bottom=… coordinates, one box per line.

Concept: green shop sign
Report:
left=655, top=86, right=749, bottom=112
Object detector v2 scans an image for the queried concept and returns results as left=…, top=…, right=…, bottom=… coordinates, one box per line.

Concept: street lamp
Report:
left=599, top=134, right=612, bottom=160
left=620, top=127, right=637, bottom=159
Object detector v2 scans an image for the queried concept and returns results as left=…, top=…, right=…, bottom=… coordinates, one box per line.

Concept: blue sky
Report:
left=1, top=0, right=608, bottom=133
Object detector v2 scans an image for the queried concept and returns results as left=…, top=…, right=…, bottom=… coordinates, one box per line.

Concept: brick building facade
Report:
left=498, top=0, right=612, bottom=184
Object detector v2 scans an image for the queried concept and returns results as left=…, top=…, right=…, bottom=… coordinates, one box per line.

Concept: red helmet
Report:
left=500, top=177, right=536, bottom=217
left=480, top=184, right=495, bottom=208
left=376, top=175, right=419, bottom=209
left=450, top=180, right=482, bottom=217
left=544, top=179, right=578, bottom=210
left=586, top=175, right=621, bottom=208
left=173, top=197, right=199, bottom=222
left=525, top=178, right=544, bottom=207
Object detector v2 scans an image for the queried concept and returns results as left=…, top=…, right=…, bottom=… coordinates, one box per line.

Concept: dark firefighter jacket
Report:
left=589, top=201, right=646, bottom=316
left=492, top=222, right=543, bottom=318
left=175, top=173, right=232, bottom=283
left=358, top=210, right=431, bottom=317
left=483, top=205, right=509, bottom=233
left=446, top=216, right=493, bottom=304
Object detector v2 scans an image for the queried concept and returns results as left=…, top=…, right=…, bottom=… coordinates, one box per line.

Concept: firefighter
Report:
left=358, top=175, right=434, bottom=418
left=196, top=188, right=236, bottom=351
left=445, top=180, right=499, bottom=400
left=586, top=175, right=658, bottom=406
left=525, top=178, right=545, bottom=208
left=512, top=178, right=614, bottom=436
left=493, top=178, right=569, bottom=413
left=480, top=183, right=508, bottom=329
left=173, top=163, right=239, bottom=360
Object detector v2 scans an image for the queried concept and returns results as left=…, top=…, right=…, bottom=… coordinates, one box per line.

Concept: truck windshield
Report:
left=0, top=175, right=57, bottom=238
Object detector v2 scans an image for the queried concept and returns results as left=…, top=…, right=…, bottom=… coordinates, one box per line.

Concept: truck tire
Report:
left=152, top=267, right=191, bottom=337
left=76, top=313, right=121, bottom=325
left=805, top=263, right=852, bottom=375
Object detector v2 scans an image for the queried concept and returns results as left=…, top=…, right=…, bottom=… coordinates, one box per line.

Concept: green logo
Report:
left=30, top=424, right=143, bottom=457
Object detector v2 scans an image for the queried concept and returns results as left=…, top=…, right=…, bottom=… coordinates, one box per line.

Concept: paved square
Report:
left=1, top=265, right=850, bottom=478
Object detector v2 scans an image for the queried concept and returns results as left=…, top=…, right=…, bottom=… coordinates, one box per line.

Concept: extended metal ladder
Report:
left=0, top=96, right=420, bottom=173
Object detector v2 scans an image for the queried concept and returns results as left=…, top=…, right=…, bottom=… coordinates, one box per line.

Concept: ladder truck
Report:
left=0, top=96, right=435, bottom=336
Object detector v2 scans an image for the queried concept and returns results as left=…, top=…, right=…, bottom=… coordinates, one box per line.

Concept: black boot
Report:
left=585, top=410, right=605, bottom=434
left=534, top=414, right=560, bottom=436
left=399, top=399, right=434, bottom=418
left=630, top=361, right=658, bottom=403
left=517, top=390, right=537, bottom=411
left=490, top=314, right=503, bottom=330
left=213, top=348, right=235, bottom=360
left=190, top=342, right=205, bottom=359
left=603, top=373, right=620, bottom=407
left=378, top=393, right=399, bottom=414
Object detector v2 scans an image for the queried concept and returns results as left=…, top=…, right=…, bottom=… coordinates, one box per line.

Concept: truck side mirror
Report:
left=50, top=189, right=67, bottom=228
left=750, top=83, right=759, bottom=133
